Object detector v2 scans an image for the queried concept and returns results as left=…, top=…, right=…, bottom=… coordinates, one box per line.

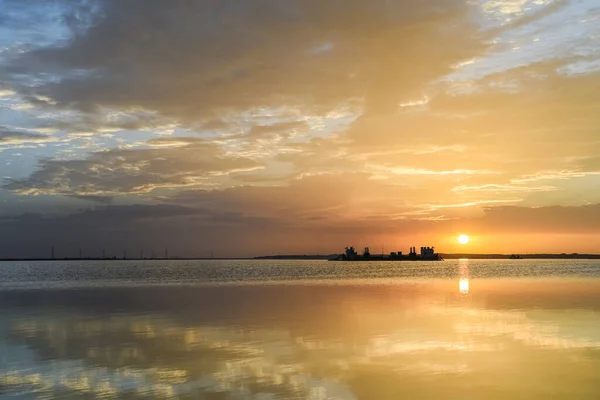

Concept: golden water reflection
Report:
left=459, top=278, right=469, bottom=294
left=2, top=279, right=600, bottom=399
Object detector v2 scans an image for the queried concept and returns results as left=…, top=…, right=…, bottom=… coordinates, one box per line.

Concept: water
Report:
left=1, top=259, right=600, bottom=399
left=1, top=259, right=600, bottom=289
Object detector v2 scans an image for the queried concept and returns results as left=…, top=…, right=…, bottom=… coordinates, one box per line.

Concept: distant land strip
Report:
left=254, top=253, right=600, bottom=260
left=0, top=257, right=247, bottom=261
left=1, top=254, right=600, bottom=261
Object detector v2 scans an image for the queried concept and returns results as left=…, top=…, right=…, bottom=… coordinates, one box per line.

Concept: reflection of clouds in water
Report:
left=1, top=314, right=356, bottom=399
left=364, top=336, right=500, bottom=356
left=423, top=303, right=600, bottom=351
left=0, top=310, right=510, bottom=398
left=3, top=282, right=600, bottom=398
left=451, top=308, right=600, bottom=350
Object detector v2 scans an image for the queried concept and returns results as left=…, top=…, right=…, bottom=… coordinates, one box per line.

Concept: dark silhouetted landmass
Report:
left=253, top=254, right=335, bottom=260
left=0, top=257, right=249, bottom=262
left=1, top=253, right=600, bottom=262
left=256, top=253, right=600, bottom=260
left=441, top=253, right=600, bottom=259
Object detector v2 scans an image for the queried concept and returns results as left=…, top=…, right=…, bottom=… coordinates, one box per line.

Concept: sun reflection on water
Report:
left=459, top=258, right=470, bottom=294
left=459, top=278, right=469, bottom=294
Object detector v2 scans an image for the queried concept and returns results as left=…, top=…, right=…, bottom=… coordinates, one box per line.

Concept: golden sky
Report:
left=0, top=0, right=599, bottom=257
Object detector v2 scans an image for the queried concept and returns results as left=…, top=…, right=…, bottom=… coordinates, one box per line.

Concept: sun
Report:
left=458, top=234, right=469, bottom=245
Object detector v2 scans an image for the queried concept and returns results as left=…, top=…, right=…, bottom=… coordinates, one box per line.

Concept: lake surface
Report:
left=1, top=259, right=600, bottom=399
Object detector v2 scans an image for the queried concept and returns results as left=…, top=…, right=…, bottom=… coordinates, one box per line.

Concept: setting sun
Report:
left=458, top=234, right=469, bottom=245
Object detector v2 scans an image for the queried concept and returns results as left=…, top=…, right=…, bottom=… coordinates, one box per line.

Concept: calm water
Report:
left=1, top=259, right=600, bottom=399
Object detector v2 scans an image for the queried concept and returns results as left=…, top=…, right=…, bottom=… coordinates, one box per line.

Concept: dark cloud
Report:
left=1, top=204, right=200, bottom=224
left=0, top=198, right=599, bottom=258
left=200, top=119, right=231, bottom=132
left=0, top=202, right=282, bottom=258
left=246, top=120, right=309, bottom=139
left=173, top=173, right=372, bottom=221
left=74, top=203, right=206, bottom=222
left=69, top=194, right=113, bottom=204
left=42, top=110, right=174, bottom=134
left=0, top=125, right=53, bottom=144
left=2, top=139, right=262, bottom=195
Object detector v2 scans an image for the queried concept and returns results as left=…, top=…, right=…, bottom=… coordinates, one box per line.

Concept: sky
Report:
left=0, top=0, right=599, bottom=258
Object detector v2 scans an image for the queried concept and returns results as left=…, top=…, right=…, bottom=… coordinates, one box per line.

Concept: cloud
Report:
left=0, top=89, right=16, bottom=97
left=512, top=170, right=600, bottom=183
left=68, top=195, right=113, bottom=204
left=1, top=195, right=599, bottom=258
left=0, top=204, right=202, bottom=224
left=452, top=184, right=557, bottom=193
left=245, top=120, right=310, bottom=139
left=169, top=175, right=600, bottom=237
left=474, top=203, right=600, bottom=234
left=3, top=0, right=593, bottom=171
left=3, top=139, right=262, bottom=196
left=3, top=0, right=488, bottom=123
left=0, top=126, right=55, bottom=145
left=42, top=110, right=176, bottom=135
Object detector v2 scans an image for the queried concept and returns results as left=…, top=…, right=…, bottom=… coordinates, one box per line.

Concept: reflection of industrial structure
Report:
left=329, top=246, right=442, bottom=261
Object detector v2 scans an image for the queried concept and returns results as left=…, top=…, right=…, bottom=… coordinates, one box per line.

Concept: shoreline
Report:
left=1, top=253, right=600, bottom=262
